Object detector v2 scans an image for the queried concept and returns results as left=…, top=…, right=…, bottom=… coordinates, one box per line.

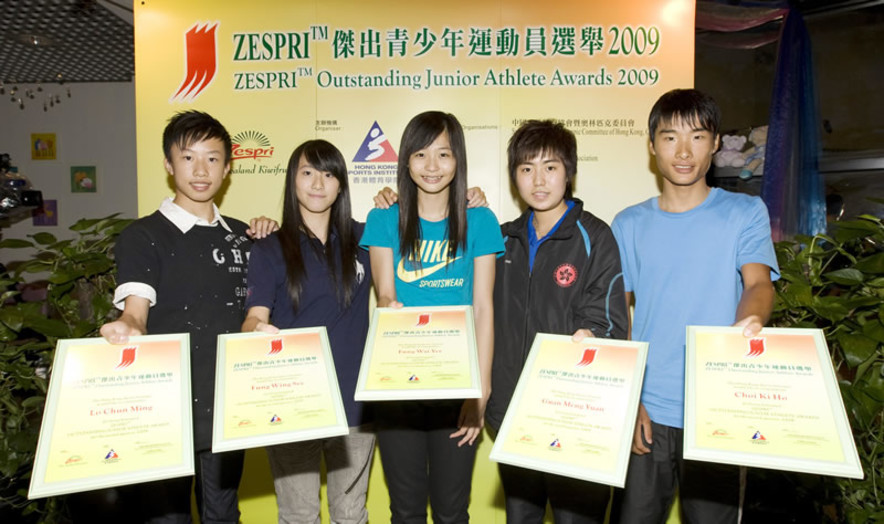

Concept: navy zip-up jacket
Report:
left=486, top=199, right=629, bottom=431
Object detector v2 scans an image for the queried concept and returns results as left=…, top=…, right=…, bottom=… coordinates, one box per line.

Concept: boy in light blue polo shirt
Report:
left=611, top=89, right=779, bottom=524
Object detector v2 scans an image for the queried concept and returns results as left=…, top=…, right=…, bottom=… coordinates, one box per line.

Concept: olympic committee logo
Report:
left=554, top=263, right=578, bottom=288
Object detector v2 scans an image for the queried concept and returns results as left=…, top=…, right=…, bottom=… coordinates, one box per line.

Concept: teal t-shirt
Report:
left=360, top=204, right=504, bottom=307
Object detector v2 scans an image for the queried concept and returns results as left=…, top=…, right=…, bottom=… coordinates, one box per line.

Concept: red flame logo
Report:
left=116, top=347, right=137, bottom=370
left=170, top=22, right=219, bottom=102
left=576, top=348, right=597, bottom=367
left=746, top=338, right=765, bottom=358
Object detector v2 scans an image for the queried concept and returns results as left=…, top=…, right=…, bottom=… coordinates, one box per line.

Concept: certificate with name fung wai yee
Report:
left=355, top=306, right=481, bottom=401
left=29, top=334, right=193, bottom=499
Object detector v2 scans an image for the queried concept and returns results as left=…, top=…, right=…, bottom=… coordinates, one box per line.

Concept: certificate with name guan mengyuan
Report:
left=489, top=334, right=648, bottom=487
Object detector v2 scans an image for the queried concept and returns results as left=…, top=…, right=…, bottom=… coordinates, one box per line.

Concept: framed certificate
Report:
left=29, top=334, right=193, bottom=499
left=684, top=326, right=862, bottom=479
left=489, top=334, right=648, bottom=487
left=355, top=306, right=480, bottom=401
left=213, top=328, right=348, bottom=452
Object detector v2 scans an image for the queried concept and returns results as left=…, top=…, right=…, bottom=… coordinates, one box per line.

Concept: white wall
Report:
left=0, top=82, right=138, bottom=271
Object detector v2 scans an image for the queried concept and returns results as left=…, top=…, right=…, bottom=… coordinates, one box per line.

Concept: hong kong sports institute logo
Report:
left=353, top=122, right=398, bottom=163
left=170, top=22, right=219, bottom=102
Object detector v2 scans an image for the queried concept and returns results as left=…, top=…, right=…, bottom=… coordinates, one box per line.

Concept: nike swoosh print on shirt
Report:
left=396, top=256, right=462, bottom=283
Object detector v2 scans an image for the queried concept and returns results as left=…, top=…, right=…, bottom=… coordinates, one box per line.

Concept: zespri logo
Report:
left=170, top=22, right=219, bottom=102
left=576, top=348, right=597, bottom=367
left=268, top=338, right=283, bottom=356
left=232, top=130, right=275, bottom=161
left=353, top=122, right=398, bottom=163
left=746, top=338, right=766, bottom=358
left=116, top=346, right=137, bottom=370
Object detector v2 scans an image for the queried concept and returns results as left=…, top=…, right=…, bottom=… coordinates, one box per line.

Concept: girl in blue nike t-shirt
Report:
left=360, top=111, right=503, bottom=523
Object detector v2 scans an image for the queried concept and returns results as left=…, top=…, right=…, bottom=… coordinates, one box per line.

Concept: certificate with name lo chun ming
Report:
left=489, top=334, right=648, bottom=487
left=355, top=306, right=480, bottom=401
left=213, top=327, right=347, bottom=452
left=684, top=326, right=862, bottom=479
left=29, top=334, right=193, bottom=499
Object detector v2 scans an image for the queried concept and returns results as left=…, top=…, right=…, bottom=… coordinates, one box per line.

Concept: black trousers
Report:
left=497, top=463, right=610, bottom=524
left=375, top=400, right=478, bottom=524
left=132, top=448, right=245, bottom=524
left=612, top=422, right=739, bottom=524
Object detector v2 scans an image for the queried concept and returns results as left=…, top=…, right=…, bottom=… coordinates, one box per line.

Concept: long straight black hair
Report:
left=396, top=111, right=468, bottom=265
left=278, top=139, right=357, bottom=310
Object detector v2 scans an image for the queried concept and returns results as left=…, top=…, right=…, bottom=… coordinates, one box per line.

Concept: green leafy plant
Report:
left=771, top=213, right=884, bottom=523
left=0, top=215, right=130, bottom=522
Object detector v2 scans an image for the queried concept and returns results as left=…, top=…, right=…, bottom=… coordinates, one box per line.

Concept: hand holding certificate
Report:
left=29, top=334, right=192, bottom=499
left=489, top=334, right=648, bottom=487
left=355, top=306, right=481, bottom=401
left=213, top=328, right=348, bottom=452
left=684, top=326, right=862, bottom=479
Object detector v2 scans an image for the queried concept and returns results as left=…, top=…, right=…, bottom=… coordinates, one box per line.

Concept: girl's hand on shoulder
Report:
left=466, top=186, right=488, bottom=208
left=450, top=397, right=487, bottom=447
left=247, top=216, right=280, bottom=239
left=373, top=187, right=398, bottom=209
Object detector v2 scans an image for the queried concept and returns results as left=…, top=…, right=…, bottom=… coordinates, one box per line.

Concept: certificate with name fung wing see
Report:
left=29, top=334, right=193, bottom=499
left=355, top=306, right=481, bottom=401
left=684, top=326, right=862, bottom=479
left=213, top=327, right=348, bottom=452
left=489, top=334, right=648, bottom=487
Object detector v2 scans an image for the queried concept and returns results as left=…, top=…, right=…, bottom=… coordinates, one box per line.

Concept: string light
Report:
left=4, top=80, right=71, bottom=111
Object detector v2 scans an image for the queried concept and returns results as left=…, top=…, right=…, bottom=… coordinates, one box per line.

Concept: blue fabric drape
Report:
left=761, top=11, right=826, bottom=240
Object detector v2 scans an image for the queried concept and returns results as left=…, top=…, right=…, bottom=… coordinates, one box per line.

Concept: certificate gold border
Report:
left=29, top=334, right=193, bottom=499
left=489, top=334, right=648, bottom=487
left=684, top=326, right=863, bottom=479
left=355, top=306, right=481, bottom=401
left=212, top=327, right=348, bottom=452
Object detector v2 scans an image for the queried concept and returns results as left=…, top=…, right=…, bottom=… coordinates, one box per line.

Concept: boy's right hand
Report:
left=631, top=403, right=653, bottom=454
left=100, top=320, right=143, bottom=345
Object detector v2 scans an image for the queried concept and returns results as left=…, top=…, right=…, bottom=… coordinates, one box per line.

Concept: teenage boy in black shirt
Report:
left=101, top=110, right=273, bottom=523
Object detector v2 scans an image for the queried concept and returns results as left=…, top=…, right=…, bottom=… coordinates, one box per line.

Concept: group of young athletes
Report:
left=98, top=88, right=779, bottom=524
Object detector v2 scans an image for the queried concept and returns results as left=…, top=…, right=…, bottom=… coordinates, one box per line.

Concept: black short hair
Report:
left=648, top=89, right=721, bottom=138
left=507, top=120, right=577, bottom=198
left=162, top=110, right=232, bottom=163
